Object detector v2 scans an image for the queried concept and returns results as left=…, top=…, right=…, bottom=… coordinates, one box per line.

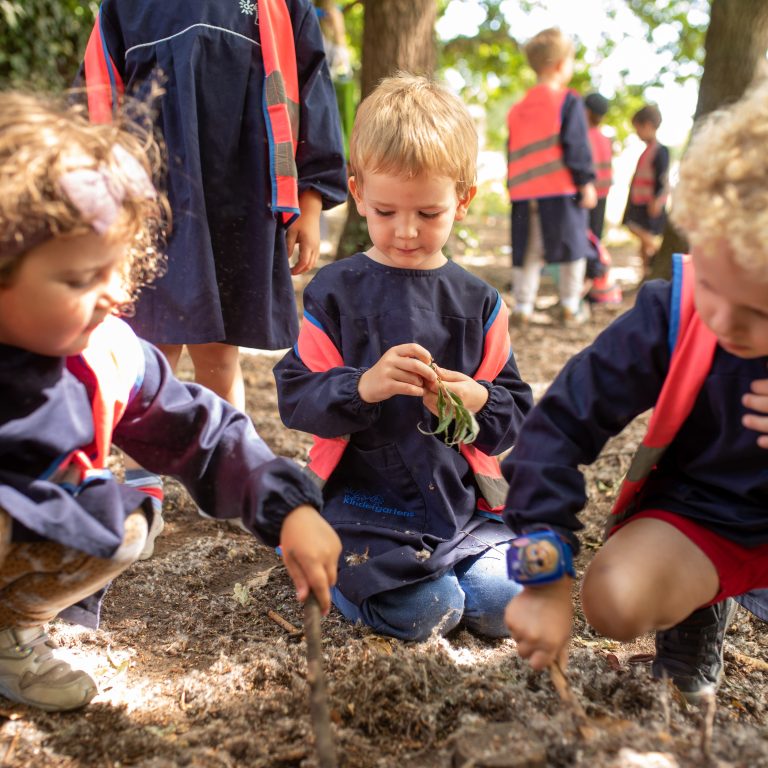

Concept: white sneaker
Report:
left=0, top=626, right=97, bottom=711
left=138, top=506, right=165, bottom=561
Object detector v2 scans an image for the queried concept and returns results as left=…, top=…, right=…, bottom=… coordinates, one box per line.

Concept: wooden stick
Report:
left=700, top=690, right=716, bottom=759
left=549, top=661, right=596, bottom=741
left=267, top=609, right=301, bottom=635
left=304, top=594, right=338, bottom=768
left=2, top=732, right=19, bottom=766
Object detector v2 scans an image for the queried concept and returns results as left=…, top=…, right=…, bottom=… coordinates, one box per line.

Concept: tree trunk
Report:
left=336, top=0, right=437, bottom=259
left=650, top=0, right=768, bottom=279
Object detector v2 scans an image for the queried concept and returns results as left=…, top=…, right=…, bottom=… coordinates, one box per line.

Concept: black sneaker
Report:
left=652, top=598, right=738, bottom=703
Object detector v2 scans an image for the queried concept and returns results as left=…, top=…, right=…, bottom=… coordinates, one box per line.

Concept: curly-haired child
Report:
left=0, top=91, right=340, bottom=712
left=502, top=79, right=768, bottom=703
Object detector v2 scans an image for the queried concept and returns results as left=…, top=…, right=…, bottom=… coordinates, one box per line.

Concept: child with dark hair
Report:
left=623, top=104, right=669, bottom=276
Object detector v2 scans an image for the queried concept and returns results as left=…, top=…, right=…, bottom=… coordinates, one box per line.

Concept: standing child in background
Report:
left=583, top=92, right=622, bottom=305
left=501, top=80, right=768, bottom=703
left=506, top=27, right=596, bottom=328
left=274, top=74, right=534, bottom=642
left=623, top=104, right=669, bottom=276
left=83, top=0, right=347, bottom=546
left=584, top=92, right=613, bottom=240
left=0, top=92, right=340, bottom=712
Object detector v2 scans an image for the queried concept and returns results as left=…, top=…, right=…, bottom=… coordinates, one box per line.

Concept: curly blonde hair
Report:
left=349, top=73, right=477, bottom=198
left=0, top=90, right=169, bottom=308
left=672, top=78, right=768, bottom=276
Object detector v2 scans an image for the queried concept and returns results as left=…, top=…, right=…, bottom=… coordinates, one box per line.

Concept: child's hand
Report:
left=423, top=366, right=489, bottom=416
left=505, top=577, right=574, bottom=670
left=578, top=182, right=598, bottom=210
left=358, top=343, right=437, bottom=404
left=286, top=189, right=323, bottom=275
left=743, top=376, right=768, bottom=449
left=648, top=197, right=665, bottom=219
left=279, top=505, right=341, bottom=614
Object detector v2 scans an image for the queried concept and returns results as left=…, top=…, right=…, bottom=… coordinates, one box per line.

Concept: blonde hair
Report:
left=349, top=73, right=477, bottom=198
left=672, top=78, right=768, bottom=275
left=0, top=91, right=169, bottom=307
left=523, top=28, right=574, bottom=75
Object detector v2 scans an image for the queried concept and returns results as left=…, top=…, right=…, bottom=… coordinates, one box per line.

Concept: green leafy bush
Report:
left=0, top=1, right=97, bottom=90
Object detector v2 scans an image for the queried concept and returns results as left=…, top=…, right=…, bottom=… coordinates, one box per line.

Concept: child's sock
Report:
left=124, top=470, right=165, bottom=560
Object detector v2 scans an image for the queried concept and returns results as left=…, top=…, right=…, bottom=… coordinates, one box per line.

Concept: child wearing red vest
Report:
left=506, top=28, right=597, bottom=327
left=0, top=92, right=340, bottom=712
left=584, top=92, right=613, bottom=240
left=274, top=74, right=534, bottom=642
left=501, top=80, right=768, bottom=704
left=623, top=104, right=669, bottom=276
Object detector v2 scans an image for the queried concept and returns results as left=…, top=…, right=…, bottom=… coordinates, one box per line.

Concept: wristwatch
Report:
left=506, top=530, right=576, bottom=585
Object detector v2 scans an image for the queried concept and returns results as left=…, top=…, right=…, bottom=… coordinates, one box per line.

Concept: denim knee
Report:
left=455, top=546, right=522, bottom=639
left=332, top=575, right=465, bottom=642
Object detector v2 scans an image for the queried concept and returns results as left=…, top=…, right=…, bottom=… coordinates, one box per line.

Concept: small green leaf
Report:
left=417, top=361, right=479, bottom=446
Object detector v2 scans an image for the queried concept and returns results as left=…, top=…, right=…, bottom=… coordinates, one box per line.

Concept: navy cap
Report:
left=584, top=92, right=609, bottom=116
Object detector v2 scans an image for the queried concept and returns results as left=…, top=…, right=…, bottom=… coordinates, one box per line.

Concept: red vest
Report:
left=606, top=254, right=718, bottom=535
left=84, top=0, right=300, bottom=223
left=629, top=141, right=666, bottom=206
left=51, top=317, right=145, bottom=485
left=588, top=127, right=612, bottom=199
left=507, top=85, right=577, bottom=202
left=296, top=298, right=513, bottom=519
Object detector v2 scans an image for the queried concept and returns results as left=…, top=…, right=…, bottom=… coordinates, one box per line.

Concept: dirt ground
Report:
left=3, top=211, right=767, bottom=767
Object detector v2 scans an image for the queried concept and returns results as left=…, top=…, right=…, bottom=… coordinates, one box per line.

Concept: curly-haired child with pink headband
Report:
left=0, top=91, right=340, bottom=713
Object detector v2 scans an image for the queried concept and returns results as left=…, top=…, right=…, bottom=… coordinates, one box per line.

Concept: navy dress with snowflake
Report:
left=95, top=0, right=347, bottom=348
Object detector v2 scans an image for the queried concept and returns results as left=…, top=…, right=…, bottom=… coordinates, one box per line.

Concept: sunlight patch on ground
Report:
left=435, top=636, right=516, bottom=667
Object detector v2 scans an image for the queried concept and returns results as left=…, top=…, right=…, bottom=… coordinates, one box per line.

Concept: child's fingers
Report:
left=750, top=378, right=768, bottom=395
left=282, top=547, right=310, bottom=603
left=743, top=391, right=768, bottom=412
left=743, top=413, right=768, bottom=433
left=285, top=548, right=333, bottom=614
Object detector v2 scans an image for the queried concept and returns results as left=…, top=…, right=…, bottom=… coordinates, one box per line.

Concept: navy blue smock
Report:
left=274, top=254, right=533, bottom=605
left=97, top=0, right=348, bottom=347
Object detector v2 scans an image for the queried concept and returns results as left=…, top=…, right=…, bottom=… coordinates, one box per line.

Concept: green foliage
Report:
left=625, top=0, right=709, bottom=82
left=437, top=0, right=710, bottom=151
left=0, top=1, right=97, bottom=90
left=418, top=362, right=480, bottom=447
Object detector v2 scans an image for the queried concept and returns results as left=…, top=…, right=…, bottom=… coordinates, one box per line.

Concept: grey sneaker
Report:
left=0, top=626, right=97, bottom=711
left=138, top=505, right=165, bottom=561
left=652, top=598, right=738, bottom=703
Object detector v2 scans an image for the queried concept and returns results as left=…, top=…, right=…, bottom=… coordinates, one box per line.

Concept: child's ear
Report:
left=454, top=185, right=477, bottom=221
left=348, top=176, right=366, bottom=216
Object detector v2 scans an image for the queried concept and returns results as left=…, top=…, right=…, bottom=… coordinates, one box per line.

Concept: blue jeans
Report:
left=332, top=545, right=522, bottom=642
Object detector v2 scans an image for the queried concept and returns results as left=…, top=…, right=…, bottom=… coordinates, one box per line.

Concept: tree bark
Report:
left=650, top=0, right=768, bottom=279
left=335, top=0, right=437, bottom=259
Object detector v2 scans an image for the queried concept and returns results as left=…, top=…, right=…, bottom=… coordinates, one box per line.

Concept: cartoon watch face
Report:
left=510, top=536, right=560, bottom=578
left=521, top=540, right=559, bottom=576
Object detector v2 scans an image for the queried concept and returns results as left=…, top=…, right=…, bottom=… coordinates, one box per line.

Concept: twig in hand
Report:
left=417, top=361, right=479, bottom=446
left=305, top=594, right=338, bottom=768
left=267, top=609, right=301, bottom=635
left=549, top=661, right=596, bottom=741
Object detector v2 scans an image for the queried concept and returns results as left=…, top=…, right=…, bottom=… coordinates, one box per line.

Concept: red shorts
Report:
left=610, top=509, right=768, bottom=604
